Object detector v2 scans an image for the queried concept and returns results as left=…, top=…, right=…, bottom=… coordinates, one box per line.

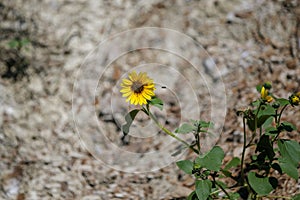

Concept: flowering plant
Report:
left=120, top=72, right=300, bottom=200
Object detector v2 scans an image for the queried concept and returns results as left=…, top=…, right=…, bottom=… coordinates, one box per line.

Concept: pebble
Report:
left=28, top=76, right=44, bottom=95
left=114, top=193, right=125, bottom=198
left=226, top=12, right=241, bottom=23
left=286, top=59, right=297, bottom=69
left=203, top=57, right=217, bottom=79
left=3, top=178, right=19, bottom=199
left=64, top=56, right=82, bottom=71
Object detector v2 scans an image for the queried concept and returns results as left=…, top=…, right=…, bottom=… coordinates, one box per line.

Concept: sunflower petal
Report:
left=142, top=92, right=151, bottom=100
left=122, top=91, right=132, bottom=97
left=120, top=88, right=131, bottom=93
left=144, top=89, right=155, bottom=96
left=129, top=71, right=138, bottom=81
left=122, top=78, right=132, bottom=85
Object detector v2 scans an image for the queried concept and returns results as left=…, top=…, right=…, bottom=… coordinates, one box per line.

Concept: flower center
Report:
left=131, top=82, right=144, bottom=94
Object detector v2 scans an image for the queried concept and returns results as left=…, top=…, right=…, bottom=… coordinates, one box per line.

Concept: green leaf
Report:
left=20, top=38, right=30, bottom=46
left=216, top=180, right=227, bottom=189
left=278, top=140, right=300, bottom=165
left=278, top=140, right=300, bottom=180
left=251, top=99, right=261, bottom=107
left=257, top=115, right=273, bottom=129
left=195, top=146, right=225, bottom=171
left=262, top=117, right=273, bottom=129
left=256, top=85, right=262, bottom=93
left=198, top=120, right=214, bottom=128
left=195, top=179, right=212, bottom=200
left=221, top=170, right=232, bottom=178
left=276, top=98, right=290, bottom=107
left=279, top=122, right=296, bottom=132
left=271, top=163, right=282, bottom=174
left=176, top=160, right=193, bottom=175
left=247, top=118, right=255, bottom=131
left=224, top=157, right=240, bottom=171
left=248, top=172, right=276, bottom=195
left=187, top=191, right=198, bottom=200
left=268, top=177, right=278, bottom=189
left=229, top=193, right=240, bottom=200
left=149, top=96, right=163, bottom=110
left=122, top=109, right=140, bottom=136
left=247, top=107, right=274, bottom=131
left=257, top=104, right=275, bottom=118
left=292, top=194, right=300, bottom=200
left=278, top=157, right=298, bottom=180
left=256, top=134, right=275, bottom=160
left=8, top=40, right=19, bottom=48
left=175, top=123, right=195, bottom=134
left=265, top=126, right=278, bottom=135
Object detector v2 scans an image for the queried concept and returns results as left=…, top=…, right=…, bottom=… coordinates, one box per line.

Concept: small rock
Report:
left=3, top=177, right=19, bottom=199
left=270, top=55, right=284, bottom=64
left=286, top=59, right=297, bottom=69
left=4, top=106, right=16, bottom=118
left=234, top=11, right=253, bottom=19
left=171, top=185, right=193, bottom=198
left=203, top=57, right=217, bottom=79
left=28, top=76, right=44, bottom=94
left=82, top=195, right=103, bottom=200
left=182, top=176, right=195, bottom=187
left=114, top=193, right=125, bottom=198
left=233, top=146, right=243, bottom=158
left=226, top=12, right=241, bottom=23
left=64, top=56, right=82, bottom=71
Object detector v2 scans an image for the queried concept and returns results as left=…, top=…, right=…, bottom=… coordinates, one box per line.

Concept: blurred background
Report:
left=0, top=0, right=299, bottom=199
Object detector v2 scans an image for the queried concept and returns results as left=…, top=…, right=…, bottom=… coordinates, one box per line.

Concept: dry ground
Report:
left=0, top=0, right=299, bottom=199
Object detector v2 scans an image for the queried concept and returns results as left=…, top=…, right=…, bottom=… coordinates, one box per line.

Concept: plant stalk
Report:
left=212, top=173, right=231, bottom=199
left=241, top=116, right=247, bottom=185
left=273, top=104, right=288, bottom=142
left=148, top=110, right=199, bottom=154
left=277, top=104, right=288, bottom=126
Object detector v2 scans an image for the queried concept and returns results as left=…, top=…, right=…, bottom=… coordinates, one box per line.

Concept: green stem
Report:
left=254, top=102, right=262, bottom=134
left=240, top=116, right=247, bottom=185
left=195, top=133, right=201, bottom=153
left=273, top=104, right=288, bottom=142
left=215, top=182, right=230, bottom=199
left=259, top=126, right=262, bottom=137
left=212, top=173, right=231, bottom=199
left=195, top=123, right=201, bottom=153
left=147, top=110, right=199, bottom=154
left=246, top=102, right=262, bottom=147
left=277, top=104, right=288, bottom=126
left=209, top=189, right=222, bottom=196
left=275, top=109, right=278, bottom=124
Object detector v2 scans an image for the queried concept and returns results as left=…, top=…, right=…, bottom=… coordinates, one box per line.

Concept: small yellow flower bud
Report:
left=261, top=87, right=267, bottom=99
left=265, top=95, right=273, bottom=103
left=291, top=95, right=300, bottom=106
left=263, top=82, right=272, bottom=90
left=261, top=86, right=273, bottom=103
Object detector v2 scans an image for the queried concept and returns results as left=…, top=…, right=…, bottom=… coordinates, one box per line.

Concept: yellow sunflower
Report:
left=120, top=71, right=156, bottom=105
